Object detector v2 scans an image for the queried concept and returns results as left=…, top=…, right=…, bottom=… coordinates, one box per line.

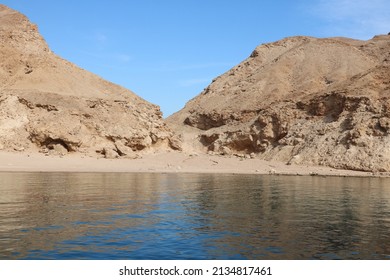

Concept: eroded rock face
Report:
left=0, top=5, right=180, bottom=157
left=168, top=35, right=390, bottom=172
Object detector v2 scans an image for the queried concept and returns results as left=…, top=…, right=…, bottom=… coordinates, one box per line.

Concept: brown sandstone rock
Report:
left=0, top=5, right=180, bottom=158
left=168, top=34, right=390, bottom=172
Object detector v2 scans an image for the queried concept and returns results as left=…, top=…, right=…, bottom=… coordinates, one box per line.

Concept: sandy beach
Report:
left=0, top=150, right=382, bottom=177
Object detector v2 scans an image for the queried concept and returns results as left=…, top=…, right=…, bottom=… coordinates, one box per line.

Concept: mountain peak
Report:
left=0, top=4, right=50, bottom=55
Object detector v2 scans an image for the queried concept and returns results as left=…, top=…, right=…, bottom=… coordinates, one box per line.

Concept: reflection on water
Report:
left=0, top=172, right=389, bottom=259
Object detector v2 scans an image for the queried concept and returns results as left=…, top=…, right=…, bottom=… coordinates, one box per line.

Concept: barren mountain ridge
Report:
left=0, top=5, right=180, bottom=158
left=2, top=5, right=390, bottom=173
left=168, top=34, right=390, bottom=172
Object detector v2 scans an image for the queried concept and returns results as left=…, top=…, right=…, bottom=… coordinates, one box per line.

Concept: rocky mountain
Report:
left=0, top=5, right=180, bottom=158
left=168, top=35, right=390, bottom=172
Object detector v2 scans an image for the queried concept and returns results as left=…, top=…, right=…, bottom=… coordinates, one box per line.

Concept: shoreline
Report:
left=0, top=151, right=385, bottom=177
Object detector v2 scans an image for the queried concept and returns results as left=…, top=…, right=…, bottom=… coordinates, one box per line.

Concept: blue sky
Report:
left=2, top=0, right=389, bottom=116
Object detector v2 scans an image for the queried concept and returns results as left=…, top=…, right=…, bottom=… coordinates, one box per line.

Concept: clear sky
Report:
left=2, top=0, right=389, bottom=116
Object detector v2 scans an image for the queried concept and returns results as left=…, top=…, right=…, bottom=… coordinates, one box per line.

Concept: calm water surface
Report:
left=0, top=172, right=389, bottom=259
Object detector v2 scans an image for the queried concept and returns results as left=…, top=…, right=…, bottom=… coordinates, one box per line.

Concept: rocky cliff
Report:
left=0, top=5, right=179, bottom=158
left=168, top=35, right=390, bottom=172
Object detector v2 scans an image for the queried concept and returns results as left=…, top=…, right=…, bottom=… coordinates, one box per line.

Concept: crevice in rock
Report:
left=17, top=97, right=58, bottom=111
left=41, top=137, right=73, bottom=152
left=29, top=132, right=79, bottom=152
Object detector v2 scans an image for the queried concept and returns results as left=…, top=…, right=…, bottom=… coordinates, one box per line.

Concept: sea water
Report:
left=0, top=172, right=389, bottom=259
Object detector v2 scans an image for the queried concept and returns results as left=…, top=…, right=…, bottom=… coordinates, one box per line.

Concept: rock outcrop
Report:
left=0, top=5, right=180, bottom=158
left=168, top=35, right=390, bottom=172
